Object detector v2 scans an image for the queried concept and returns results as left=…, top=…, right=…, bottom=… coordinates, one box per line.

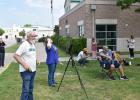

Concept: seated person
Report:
left=98, top=46, right=128, bottom=80
left=112, top=51, right=123, bottom=64
left=113, top=51, right=130, bottom=66
left=77, top=48, right=89, bottom=66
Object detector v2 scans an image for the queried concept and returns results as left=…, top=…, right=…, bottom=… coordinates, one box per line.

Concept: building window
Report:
left=78, top=25, right=84, bottom=37
left=96, top=24, right=117, bottom=51
left=65, top=28, right=69, bottom=36
left=65, top=24, right=70, bottom=36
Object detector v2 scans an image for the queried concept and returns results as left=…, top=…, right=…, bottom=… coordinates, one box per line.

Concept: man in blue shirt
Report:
left=45, top=37, right=59, bottom=87
left=98, top=46, right=128, bottom=80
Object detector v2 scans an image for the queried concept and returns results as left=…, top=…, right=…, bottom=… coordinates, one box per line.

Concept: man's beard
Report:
left=31, top=40, right=36, bottom=44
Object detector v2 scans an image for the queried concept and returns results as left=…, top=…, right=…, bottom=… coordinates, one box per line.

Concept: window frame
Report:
left=96, top=24, right=117, bottom=51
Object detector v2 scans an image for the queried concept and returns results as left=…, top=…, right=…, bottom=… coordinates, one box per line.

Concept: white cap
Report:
left=103, top=46, right=108, bottom=49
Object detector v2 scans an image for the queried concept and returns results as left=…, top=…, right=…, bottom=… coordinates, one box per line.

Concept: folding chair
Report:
left=97, top=58, right=120, bottom=80
left=96, top=51, right=110, bottom=80
left=97, top=59, right=110, bottom=80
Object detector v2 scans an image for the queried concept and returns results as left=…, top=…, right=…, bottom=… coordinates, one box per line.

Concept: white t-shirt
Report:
left=128, top=39, right=135, bottom=49
left=15, top=41, right=36, bottom=72
left=77, top=51, right=87, bottom=61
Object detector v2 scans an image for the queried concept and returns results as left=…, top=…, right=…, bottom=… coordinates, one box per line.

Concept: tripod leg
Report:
left=72, top=59, right=89, bottom=100
left=57, top=57, right=71, bottom=92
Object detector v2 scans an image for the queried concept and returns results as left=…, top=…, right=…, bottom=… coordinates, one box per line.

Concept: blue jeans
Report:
left=100, top=60, right=111, bottom=70
left=20, top=71, right=36, bottom=100
left=47, top=64, right=56, bottom=86
left=78, top=58, right=88, bottom=65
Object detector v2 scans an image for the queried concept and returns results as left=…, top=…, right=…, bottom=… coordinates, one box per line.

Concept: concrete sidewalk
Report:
left=0, top=53, right=14, bottom=74
left=0, top=38, right=16, bottom=74
left=4, top=38, right=17, bottom=48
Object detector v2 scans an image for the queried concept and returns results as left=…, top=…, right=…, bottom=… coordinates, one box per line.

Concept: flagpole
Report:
left=51, top=0, right=54, bottom=29
left=51, top=9, right=54, bottom=29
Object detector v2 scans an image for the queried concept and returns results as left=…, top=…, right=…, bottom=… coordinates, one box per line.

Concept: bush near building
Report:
left=52, top=35, right=86, bottom=55
left=38, top=34, right=86, bottom=55
left=71, top=37, right=86, bottom=54
left=38, top=37, right=45, bottom=42
left=51, top=33, right=60, bottom=46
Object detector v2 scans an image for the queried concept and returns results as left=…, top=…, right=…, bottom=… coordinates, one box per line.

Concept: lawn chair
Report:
left=97, top=58, right=120, bottom=80
left=97, top=51, right=120, bottom=80
left=98, top=59, right=110, bottom=80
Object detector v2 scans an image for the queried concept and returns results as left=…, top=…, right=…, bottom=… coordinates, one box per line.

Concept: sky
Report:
left=0, top=0, right=65, bottom=28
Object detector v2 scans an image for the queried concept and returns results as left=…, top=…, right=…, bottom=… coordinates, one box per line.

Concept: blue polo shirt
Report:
left=45, top=44, right=59, bottom=64
left=107, top=50, right=113, bottom=58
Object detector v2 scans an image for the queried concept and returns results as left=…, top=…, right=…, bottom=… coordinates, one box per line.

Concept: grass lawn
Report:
left=58, top=47, right=69, bottom=57
left=5, top=44, right=19, bottom=53
left=0, top=58, right=140, bottom=100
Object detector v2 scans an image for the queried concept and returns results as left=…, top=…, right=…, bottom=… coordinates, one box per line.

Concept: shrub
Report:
left=45, top=34, right=87, bottom=55
left=19, top=31, right=25, bottom=38
left=57, top=36, right=86, bottom=55
left=38, top=37, right=45, bottom=42
left=71, top=38, right=86, bottom=54
left=58, top=36, right=68, bottom=50
left=51, top=34, right=60, bottom=45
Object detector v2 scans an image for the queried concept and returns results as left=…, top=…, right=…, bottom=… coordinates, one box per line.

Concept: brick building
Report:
left=59, top=0, right=140, bottom=52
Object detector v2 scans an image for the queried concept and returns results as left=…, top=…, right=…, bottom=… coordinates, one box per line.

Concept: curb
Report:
left=0, top=63, right=10, bottom=74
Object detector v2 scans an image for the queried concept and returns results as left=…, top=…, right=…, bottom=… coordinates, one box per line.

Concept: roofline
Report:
left=64, top=0, right=81, bottom=8
left=60, top=0, right=118, bottom=21
left=60, top=1, right=85, bottom=20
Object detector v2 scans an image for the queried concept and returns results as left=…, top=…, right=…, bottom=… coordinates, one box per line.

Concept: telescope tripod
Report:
left=57, top=55, right=88, bottom=99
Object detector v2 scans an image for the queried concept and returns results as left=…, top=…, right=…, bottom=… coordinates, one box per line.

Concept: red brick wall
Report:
left=59, top=4, right=93, bottom=38
left=95, top=5, right=140, bottom=38
left=60, top=4, right=140, bottom=38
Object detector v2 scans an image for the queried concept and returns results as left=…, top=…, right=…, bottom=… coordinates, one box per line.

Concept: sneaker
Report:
left=120, top=76, right=128, bottom=80
left=49, top=84, right=55, bottom=87
left=109, top=76, right=116, bottom=80
left=51, top=84, right=55, bottom=87
left=54, top=82, right=58, bottom=84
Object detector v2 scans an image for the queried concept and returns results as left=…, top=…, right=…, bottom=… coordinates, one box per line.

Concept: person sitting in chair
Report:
left=98, top=46, right=128, bottom=80
left=113, top=51, right=130, bottom=66
left=77, top=48, right=89, bottom=66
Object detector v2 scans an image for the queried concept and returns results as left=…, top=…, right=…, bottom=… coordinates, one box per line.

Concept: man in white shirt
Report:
left=14, top=31, right=37, bottom=100
left=77, top=48, right=89, bottom=66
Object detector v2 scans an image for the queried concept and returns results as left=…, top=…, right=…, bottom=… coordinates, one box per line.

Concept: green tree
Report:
left=53, top=25, right=59, bottom=35
left=52, top=25, right=59, bottom=45
left=24, top=24, right=32, bottom=27
left=117, top=0, right=140, bottom=12
left=0, top=28, right=5, bottom=36
left=19, top=30, right=26, bottom=38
